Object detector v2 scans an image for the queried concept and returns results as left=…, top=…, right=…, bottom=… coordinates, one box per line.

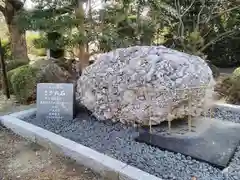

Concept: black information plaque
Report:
left=37, top=83, right=74, bottom=121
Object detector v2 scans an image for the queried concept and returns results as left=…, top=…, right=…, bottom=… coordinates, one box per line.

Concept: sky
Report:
left=23, top=0, right=103, bottom=10
left=24, top=0, right=35, bottom=10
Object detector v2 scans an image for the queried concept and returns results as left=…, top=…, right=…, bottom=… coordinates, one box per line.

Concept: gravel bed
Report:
left=21, top=107, right=240, bottom=180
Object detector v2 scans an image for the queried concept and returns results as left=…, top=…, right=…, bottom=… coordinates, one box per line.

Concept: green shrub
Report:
left=226, top=67, right=240, bottom=104
left=232, top=67, right=240, bottom=79
left=214, top=76, right=232, bottom=99
left=6, top=60, right=28, bottom=71
left=1, top=39, right=12, bottom=59
left=34, top=48, right=46, bottom=56
left=10, top=65, right=38, bottom=104
left=7, top=69, right=16, bottom=94
left=1, top=60, right=28, bottom=94
left=26, top=33, right=46, bottom=56
left=216, top=67, right=240, bottom=104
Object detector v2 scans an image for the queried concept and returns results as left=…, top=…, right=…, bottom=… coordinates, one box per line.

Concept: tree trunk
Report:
left=2, top=0, right=29, bottom=62
left=8, top=24, right=28, bottom=61
left=75, top=0, right=89, bottom=72
left=0, top=39, right=10, bottom=99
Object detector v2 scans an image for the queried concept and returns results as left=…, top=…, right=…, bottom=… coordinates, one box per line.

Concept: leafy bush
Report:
left=1, top=39, right=12, bottom=59
left=226, top=68, right=240, bottom=104
left=34, top=48, right=47, bottom=56
left=206, top=37, right=240, bottom=68
left=215, top=67, right=240, bottom=104
left=232, top=67, right=240, bottom=79
left=6, top=68, right=19, bottom=94
left=6, top=60, right=28, bottom=71
left=10, top=65, right=38, bottom=104
left=214, top=76, right=232, bottom=98
left=26, top=33, right=47, bottom=56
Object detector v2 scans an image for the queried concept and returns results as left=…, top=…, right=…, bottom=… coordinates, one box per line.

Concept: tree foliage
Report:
left=14, top=0, right=240, bottom=67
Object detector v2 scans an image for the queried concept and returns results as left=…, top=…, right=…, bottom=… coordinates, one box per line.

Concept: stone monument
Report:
left=37, top=83, right=74, bottom=121
left=76, top=45, right=216, bottom=125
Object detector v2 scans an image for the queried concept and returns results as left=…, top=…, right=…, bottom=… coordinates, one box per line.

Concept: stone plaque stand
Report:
left=37, top=83, right=74, bottom=121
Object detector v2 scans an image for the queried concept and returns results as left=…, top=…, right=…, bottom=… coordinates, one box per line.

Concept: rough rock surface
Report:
left=28, top=59, right=74, bottom=102
left=76, top=46, right=216, bottom=125
left=31, top=59, right=73, bottom=83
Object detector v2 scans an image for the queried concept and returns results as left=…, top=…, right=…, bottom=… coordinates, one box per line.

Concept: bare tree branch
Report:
left=200, top=29, right=238, bottom=52
left=202, top=26, right=213, bottom=38
left=204, top=5, right=240, bottom=23
left=182, top=0, right=196, bottom=17
left=196, top=0, right=205, bottom=31
left=175, top=0, right=186, bottom=50
left=205, top=0, right=220, bottom=23
left=175, top=0, right=196, bottom=43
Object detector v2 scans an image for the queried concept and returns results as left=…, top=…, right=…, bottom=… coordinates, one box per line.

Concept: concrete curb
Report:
left=9, top=108, right=37, bottom=118
left=0, top=111, right=161, bottom=180
left=214, top=102, right=240, bottom=112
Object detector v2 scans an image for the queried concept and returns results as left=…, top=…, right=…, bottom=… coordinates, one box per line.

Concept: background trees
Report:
left=160, top=0, right=240, bottom=67
left=0, top=0, right=239, bottom=104
left=0, top=0, right=239, bottom=67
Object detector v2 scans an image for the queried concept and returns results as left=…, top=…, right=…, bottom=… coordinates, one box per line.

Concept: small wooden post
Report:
left=146, top=87, right=152, bottom=134
left=201, top=85, right=208, bottom=120
left=167, top=90, right=172, bottom=132
left=209, top=107, right=213, bottom=119
left=149, top=116, right=152, bottom=134
left=168, top=117, right=171, bottom=132
left=0, top=39, right=10, bottom=99
left=188, top=89, right=192, bottom=132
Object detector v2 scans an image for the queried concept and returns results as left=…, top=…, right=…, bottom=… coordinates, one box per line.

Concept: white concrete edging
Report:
left=9, top=108, right=37, bottom=118
left=214, top=102, right=240, bottom=112
left=0, top=109, right=161, bottom=180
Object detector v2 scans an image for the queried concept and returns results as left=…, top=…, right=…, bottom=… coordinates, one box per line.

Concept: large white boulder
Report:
left=76, top=46, right=215, bottom=125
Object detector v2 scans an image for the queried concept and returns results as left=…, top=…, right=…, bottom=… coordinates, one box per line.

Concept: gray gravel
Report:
left=21, top=106, right=240, bottom=180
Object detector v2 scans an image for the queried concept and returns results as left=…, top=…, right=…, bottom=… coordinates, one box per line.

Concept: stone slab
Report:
left=136, top=117, right=240, bottom=169
left=37, top=83, right=74, bottom=121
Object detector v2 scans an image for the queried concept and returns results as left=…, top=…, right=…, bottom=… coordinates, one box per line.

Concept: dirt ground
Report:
left=0, top=92, right=38, bottom=116
left=0, top=126, right=104, bottom=180
left=0, top=93, right=104, bottom=180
